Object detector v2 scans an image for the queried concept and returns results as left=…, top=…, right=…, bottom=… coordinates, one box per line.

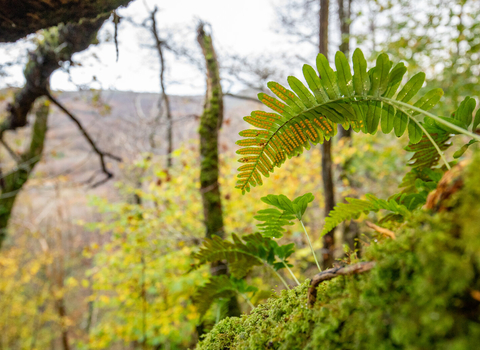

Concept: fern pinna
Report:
left=235, top=49, right=480, bottom=193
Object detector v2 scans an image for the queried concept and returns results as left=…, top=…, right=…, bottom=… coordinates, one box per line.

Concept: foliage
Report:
left=320, top=193, right=411, bottom=236
left=196, top=153, right=480, bottom=350
left=191, top=233, right=296, bottom=279
left=235, top=48, right=480, bottom=193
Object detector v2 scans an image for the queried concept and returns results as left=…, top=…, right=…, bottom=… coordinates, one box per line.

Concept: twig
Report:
left=365, top=221, right=396, bottom=240
left=224, top=93, right=263, bottom=103
left=46, top=91, right=122, bottom=187
left=0, top=138, right=22, bottom=164
left=308, top=261, right=376, bottom=307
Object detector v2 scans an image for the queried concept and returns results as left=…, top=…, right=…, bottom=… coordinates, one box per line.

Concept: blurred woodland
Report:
left=0, top=0, right=480, bottom=349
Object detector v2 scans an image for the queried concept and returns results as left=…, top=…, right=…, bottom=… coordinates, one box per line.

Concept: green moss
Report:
left=196, top=154, right=480, bottom=349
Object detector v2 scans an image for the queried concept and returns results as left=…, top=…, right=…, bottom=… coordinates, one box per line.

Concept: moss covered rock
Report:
left=196, top=155, right=480, bottom=350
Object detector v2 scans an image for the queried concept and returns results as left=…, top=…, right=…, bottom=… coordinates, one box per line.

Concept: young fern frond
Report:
left=235, top=48, right=480, bottom=193
left=320, top=194, right=410, bottom=237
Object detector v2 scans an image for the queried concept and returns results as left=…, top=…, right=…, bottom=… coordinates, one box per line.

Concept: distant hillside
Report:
left=0, top=89, right=262, bottom=232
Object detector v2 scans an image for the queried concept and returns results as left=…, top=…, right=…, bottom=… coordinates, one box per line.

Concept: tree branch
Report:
left=308, top=261, right=376, bottom=307
left=46, top=91, right=122, bottom=187
left=224, top=93, right=263, bottom=103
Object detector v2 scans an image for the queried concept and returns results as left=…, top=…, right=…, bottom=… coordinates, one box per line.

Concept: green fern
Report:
left=254, top=208, right=295, bottom=238
left=191, top=233, right=295, bottom=279
left=193, top=275, right=258, bottom=317
left=320, top=194, right=411, bottom=236
left=400, top=96, right=480, bottom=193
left=235, top=49, right=480, bottom=193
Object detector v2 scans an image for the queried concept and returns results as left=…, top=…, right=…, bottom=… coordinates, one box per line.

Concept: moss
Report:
left=196, top=154, right=480, bottom=349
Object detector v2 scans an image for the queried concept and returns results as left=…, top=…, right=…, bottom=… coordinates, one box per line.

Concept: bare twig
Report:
left=0, top=138, right=22, bottom=164
left=365, top=221, right=396, bottom=240
left=46, top=91, right=122, bottom=187
left=308, top=261, right=376, bottom=307
left=224, top=93, right=263, bottom=103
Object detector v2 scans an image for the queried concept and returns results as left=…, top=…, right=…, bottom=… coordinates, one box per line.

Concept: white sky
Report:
left=1, top=0, right=296, bottom=95
left=0, top=0, right=371, bottom=95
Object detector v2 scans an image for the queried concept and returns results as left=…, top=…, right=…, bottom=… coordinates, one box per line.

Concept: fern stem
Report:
left=300, top=220, right=322, bottom=272
left=410, top=117, right=451, bottom=170
left=239, top=292, right=255, bottom=310
left=384, top=98, right=480, bottom=143
left=267, top=265, right=290, bottom=289
left=379, top=99, right=451, bottom=170
left=282, top=261, right=301, bottom=286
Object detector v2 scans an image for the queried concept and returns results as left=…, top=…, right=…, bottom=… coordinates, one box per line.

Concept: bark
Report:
left=319, top=0, right=336, bottom=269
left=0, top=0, right=132, bottom=43
left=197, top=22, right=240, bottom=320
left=0, top=102, right=49, bottom=248
left=150, top=7, right=173, bottom=167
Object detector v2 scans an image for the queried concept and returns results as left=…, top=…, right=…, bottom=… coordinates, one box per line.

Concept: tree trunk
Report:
left=337, top=0, right=352, bottom=139
left=0, top=102, right=49, bottom=248
left=319, top=0, right=336, bottom=269
left=197, top=23, right=240, bottom=320
left=150, top=7, right=173, bottom=167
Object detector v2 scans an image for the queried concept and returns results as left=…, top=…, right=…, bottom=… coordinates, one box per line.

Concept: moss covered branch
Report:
left=0, top=0, right=132, bottom=43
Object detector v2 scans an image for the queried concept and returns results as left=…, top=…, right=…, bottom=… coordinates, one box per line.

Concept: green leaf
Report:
left=453, top=139, right=478, bottom=158
left=412, top=88, right=444, bottom=116
left=302, top=64, right=328, bottom=103
left=394, top=111, right=409, bottom=137
left=473, top=109, right=480, bottom=131
left=397, top=72, right=426, bottom=102
left=369, top=53, right=390, bottom=96
left=334, top=51, right=354, bottom=97
left=316, top=54, right=340, bottom=100
left=383, top=62, right=407, bottom=98
left=287, top=76, right=316, bottom=108
left=352, top=48, right=369, bottom=95
left=407, top=121, right=423, bottom=144
left=454, top=96, right=476, bottom=127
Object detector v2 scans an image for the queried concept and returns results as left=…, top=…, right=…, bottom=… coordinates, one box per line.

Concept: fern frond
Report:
left=193, top=275, right=236, bottom=317
left=400, top=95, right=480, bottom=192
left=191, top=233, right=270, bottom=279
left=254, top=208, right=295, bottom=238
left=236, top=49, right=450, bottom=193
left=320, top=194, right=410, bottom=237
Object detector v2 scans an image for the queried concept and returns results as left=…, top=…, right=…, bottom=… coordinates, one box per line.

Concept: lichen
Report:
left=196, top=153, right=480, bottom=350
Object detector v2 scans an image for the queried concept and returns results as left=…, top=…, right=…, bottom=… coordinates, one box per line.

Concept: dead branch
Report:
left=365, top=221, right=396, bottom=240
left=46, top=91, right=122, bottom=187
left=308, top=261, right=376, bottom=307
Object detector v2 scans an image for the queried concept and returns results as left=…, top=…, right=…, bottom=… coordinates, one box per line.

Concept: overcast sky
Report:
left=0, top=0, right=371, bottom=95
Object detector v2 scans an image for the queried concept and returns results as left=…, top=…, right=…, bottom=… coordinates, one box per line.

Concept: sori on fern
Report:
left=235, top=48, right=480, bottom=194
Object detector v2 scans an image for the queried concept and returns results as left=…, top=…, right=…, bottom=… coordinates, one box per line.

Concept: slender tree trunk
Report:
left=319, top=0, right=336, bottom=269
left=337, top=0, right=352, bottom=139
left=0, top=102, right=49, bottom=248
left=197, top=23, right=240, bottom=320
left=150, top=7, right=173, bottom=167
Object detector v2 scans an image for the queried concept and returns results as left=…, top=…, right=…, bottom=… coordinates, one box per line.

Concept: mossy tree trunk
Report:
left=0, top=101, right=49, bottom=248
left=197, top=23, right=240, bottom=319
left=319, top=0, right=336, bottom=269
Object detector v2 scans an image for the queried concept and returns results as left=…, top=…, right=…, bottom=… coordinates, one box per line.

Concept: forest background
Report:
left=0, top=0, right=479, bottom=349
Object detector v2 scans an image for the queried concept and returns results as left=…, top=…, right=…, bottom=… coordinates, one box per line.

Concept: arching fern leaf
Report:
left=191, top=233, right=295, bottom=278
left=193, top=275, right=257, bottom=318
left=320, top=194, right=411, bottom=237
left=236, top=49, right=448, bottom=193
